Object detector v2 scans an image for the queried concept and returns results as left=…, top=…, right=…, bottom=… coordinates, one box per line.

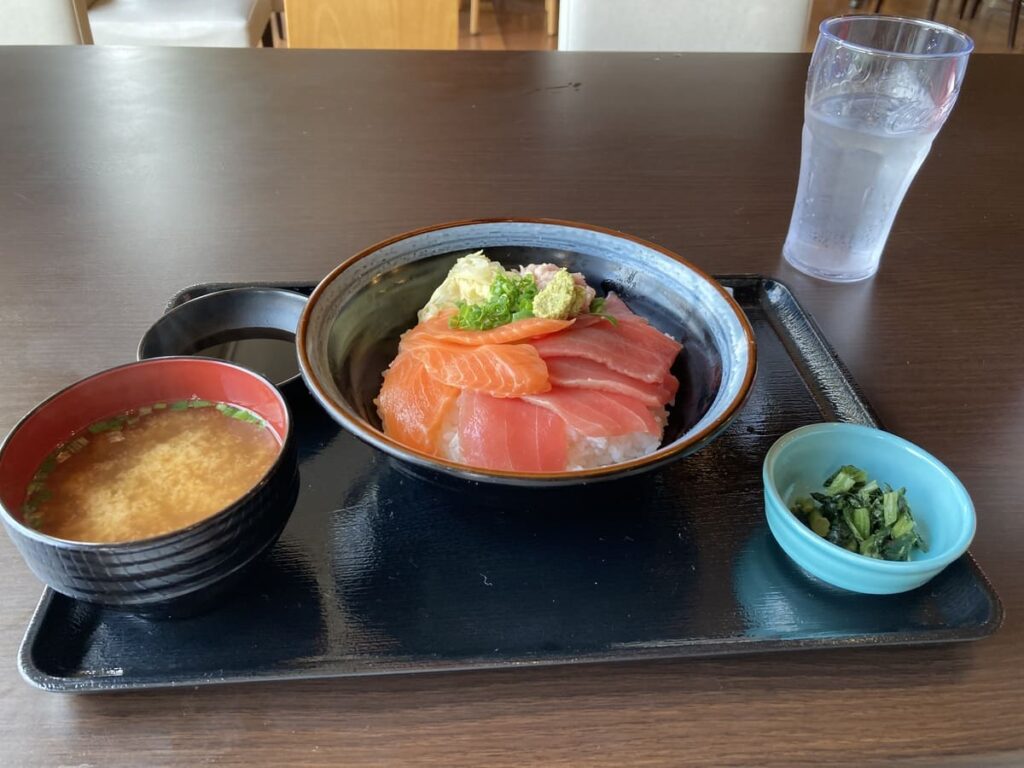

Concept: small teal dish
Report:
left=763, top=423, right=976, bottom=595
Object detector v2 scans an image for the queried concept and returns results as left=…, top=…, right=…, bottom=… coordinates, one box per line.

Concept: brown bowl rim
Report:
left=297, top=217, right=757, bottom=482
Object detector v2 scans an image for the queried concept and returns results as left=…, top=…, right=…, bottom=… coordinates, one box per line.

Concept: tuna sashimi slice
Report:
left=601, top=292, right=640, bottom=321
left=545, top=357, right=678, bottom=407
left=531, top=323, right=672, bottom=384
left=458, top=391, right=568, bottom=472
left=602, top=293, right=683, bottom=361
left=375, top=352, right=460, bottom=456
left=415, top=312, right=574, bottom=345
left=408, top=341, right=550, bottom=398
left=522, top=387, right=660, bottom=437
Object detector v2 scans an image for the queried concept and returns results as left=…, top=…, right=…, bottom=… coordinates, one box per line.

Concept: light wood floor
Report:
left=808, top=0, right=1024, bottom=52
left=459, top=0, right=1024, bottom=52
left=459, top=0, right=556, bottom=51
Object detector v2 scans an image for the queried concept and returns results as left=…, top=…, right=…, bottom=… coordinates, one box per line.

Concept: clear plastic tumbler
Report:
left=783, top=16, right=973, bottom=282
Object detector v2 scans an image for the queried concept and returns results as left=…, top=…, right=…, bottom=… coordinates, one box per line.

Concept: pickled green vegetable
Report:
left=790, top=465, right=927, bottom=561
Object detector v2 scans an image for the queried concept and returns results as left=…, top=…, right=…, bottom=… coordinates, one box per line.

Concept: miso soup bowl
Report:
left=297, top=218, right=757, bottom=487
left=0, top=358, right=297, bottom=615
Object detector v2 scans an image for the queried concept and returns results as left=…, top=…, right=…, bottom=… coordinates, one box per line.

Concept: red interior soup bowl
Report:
left=0, top=358, right=297, bottom=616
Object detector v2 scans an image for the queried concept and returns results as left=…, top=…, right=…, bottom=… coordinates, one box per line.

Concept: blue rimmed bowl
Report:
left=297, top=218, right=757, bottom=487
left=763, top=423, right=976, bottom=594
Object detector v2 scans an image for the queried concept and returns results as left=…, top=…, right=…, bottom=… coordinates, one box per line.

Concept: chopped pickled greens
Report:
left=790, top=465, right=927, bottom=561
left=448, top=272, right=538, bottom=330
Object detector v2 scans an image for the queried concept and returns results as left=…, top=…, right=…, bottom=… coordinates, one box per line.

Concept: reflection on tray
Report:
left=330, top=468, right=699, bottom=656
left=733, top=527, right=997, bottom=639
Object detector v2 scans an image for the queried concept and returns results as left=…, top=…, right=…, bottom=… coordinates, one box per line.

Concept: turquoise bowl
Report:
left=763, top=423, right=976, bottom=595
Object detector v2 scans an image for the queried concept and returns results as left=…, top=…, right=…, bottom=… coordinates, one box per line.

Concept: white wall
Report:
left=0, top=0, right=91, bottom=45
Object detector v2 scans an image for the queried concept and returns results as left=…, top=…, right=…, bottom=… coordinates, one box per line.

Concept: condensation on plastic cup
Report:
left=783, top=15, right=973, bottom=283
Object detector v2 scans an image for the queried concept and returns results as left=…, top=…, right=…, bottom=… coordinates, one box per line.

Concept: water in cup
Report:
left=783, top=16, right=972, bottom=283
left=784, top=94, right=939, bottom=283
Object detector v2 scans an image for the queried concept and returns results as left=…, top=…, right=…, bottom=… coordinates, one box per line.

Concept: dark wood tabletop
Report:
left=0, top=46, right=1021, bottom=767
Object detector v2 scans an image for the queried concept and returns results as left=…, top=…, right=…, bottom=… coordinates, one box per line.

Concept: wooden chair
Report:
left=287, top=0, right=459, bottom=49
left=873, top=0, right=941, bottom=17
left=470, top=0, right=558, bottom=37
left=960, top=0, right=1024, bottom=50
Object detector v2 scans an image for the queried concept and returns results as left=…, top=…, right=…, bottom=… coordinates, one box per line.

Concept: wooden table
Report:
left=0, top=47, right=1020, bottom=766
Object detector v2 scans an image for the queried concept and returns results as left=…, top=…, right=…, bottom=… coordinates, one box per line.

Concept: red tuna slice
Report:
left=457, top=390, right=568, bottom=472
left=530, top=322, right=674, bottom=384
left=545, top=357, right=678, bottom=407
left=522, top=387, right=661, bottom=437
left=601, top=293, right=683, bottom=362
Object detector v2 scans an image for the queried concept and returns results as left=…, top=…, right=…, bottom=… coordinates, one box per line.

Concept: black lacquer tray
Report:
left=19, top=277, right=1002, bottom=692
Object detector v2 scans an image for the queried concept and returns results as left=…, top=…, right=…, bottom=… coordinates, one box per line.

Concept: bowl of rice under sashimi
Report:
left=297, top=219, right=756, bottom=486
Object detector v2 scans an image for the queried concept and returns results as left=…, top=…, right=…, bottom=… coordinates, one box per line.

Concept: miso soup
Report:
left=22, top=399, right=280, bottom=544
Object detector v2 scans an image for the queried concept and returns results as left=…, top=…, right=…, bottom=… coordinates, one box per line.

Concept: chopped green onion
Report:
left=38, top=455, right=57, bottom=476
left=169, top=401, right=190, bottom=411
left=66, top=436, right=89, bottom=453
left=449, top=272, right=538, bottom=331
left=22, top=505, right=42, bottom=528
left=88, top=417, right=126, bottom=434
left=215, top=403, right=266, bottom=427
left=586, top=297, right=619, bottom=326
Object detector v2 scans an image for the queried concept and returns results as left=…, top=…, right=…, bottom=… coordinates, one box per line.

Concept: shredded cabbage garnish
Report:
left=418, top=251, right=505, bottom=321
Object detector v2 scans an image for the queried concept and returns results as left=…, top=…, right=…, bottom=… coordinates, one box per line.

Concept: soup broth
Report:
left=22, top=400, right=280, bottom=544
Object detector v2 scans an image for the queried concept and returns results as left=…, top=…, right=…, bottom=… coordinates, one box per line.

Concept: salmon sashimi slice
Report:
left=522, top=387, right=661, bottom=437
left=416, top=313, right=575, bottom=345
left=375, top=352, right=460, bottom=456
left=531, top=323, right=674, bottom=384
left=408, top=341, right=551, bottom=398
left=458, top=390, right=568, bottom=472
left=545, top=357, right=679, bottom=407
